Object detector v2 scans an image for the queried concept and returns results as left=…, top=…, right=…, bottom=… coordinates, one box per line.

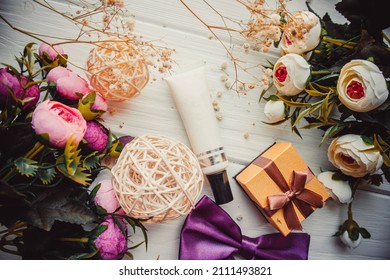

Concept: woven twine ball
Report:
left=111, top=134, right=204, bottom=223
left=86, top=40, right=149, bottom=101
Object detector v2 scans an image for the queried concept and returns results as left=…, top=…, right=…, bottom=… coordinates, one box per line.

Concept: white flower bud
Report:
left=264, top=100, right=286, bottom=122
left=317, top=171, right=352, bottom=204
left=340, top=231, right=362, bottom=249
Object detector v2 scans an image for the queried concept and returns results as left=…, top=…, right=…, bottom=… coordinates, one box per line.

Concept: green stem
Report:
left=322, top=36, right=356, bottom=49
left=311, top=70, right=332, bottom=75
left=25, top=142, right=45, bottom=159
left=57, top=237, right=89, bottom=243
left=347, top=202, right=353, bottom=221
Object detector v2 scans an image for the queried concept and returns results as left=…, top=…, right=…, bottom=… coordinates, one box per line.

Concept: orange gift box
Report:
left=235, top=142, right=330, bottom=236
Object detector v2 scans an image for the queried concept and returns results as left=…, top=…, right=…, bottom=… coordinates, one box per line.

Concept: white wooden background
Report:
left=0, top=0, right=389, bottom=260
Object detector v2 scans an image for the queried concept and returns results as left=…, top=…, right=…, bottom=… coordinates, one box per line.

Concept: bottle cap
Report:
left=206, top=170, right=233, bottom=205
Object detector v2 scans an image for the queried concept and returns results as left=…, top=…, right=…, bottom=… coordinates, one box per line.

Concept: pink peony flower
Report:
left=78, top=92, right=108, bottom=120
left=0, top=68, right=40, bottom=108
left=38, top=43, right=65, bottom=60
left=84, top=121, right=109, bottom=152
left=47, top=66, right=90, bottom=100
left=94, top=179, right=123, bottom=213
left=94, top=217, right=128, bottom=260
left=31, top=100, right=87, bottom=148
left=91, top=93, right=108, bottom=112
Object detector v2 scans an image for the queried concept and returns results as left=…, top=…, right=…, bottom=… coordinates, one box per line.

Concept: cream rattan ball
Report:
left=111, top=134, right=204, bottom=223
left=86, top=40, right=149, bottom=101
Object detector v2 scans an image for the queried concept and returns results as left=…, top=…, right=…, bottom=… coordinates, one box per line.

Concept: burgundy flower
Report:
left=93, top=217, right=128, bottom=260
left=84, top=121, right=109, bottom=152
left=0, top=68, right=40, bottom=108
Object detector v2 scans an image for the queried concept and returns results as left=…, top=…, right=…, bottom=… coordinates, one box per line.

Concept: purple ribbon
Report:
left=179, top=196, right=310, bottom=260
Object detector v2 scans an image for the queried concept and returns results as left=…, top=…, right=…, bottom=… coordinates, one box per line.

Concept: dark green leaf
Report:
left=112, top=215, right=127, bottom=236
left=258, top=83, right=274, bottom=103
left=127, top=241, right=145, bottom=250
left=331, top=171, right=352, bottom=182
left=95, top=205, right=107, bottom=215
left=125, top=216, right=136, bottom=232
left=90, top=224, right=108, bottom=241
left=321, top=124, right=344, bottom=145
left=38, top=163, right=57, bottom=184
left=312, top=73, right=339, bottom=83
left=14, top=157, right=38, bottom=177
left=68, top=250, right=99, bottom=260
left=83, top=152, right=100, bottom=171
left=361, top=135, right=374, bottom=146
left=89, top=183, right=101, bottom=203
left=367, top=174, right=383, bottom=186
left=23, top=188, right=98, bottom=231
left=359, top=227, right=371, bottom=239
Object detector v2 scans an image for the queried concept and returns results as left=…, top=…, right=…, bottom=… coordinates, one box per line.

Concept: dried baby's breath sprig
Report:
left=179, top=0, right=291, bottom=94
left=0, top=0, right=174, bottom=75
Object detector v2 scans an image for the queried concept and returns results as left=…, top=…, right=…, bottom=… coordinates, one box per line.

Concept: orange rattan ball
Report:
left=86, top=40, right=149, bottom=101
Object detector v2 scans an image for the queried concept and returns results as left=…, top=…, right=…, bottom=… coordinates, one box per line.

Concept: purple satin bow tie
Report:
left=179, top=196, right=310, bottom=260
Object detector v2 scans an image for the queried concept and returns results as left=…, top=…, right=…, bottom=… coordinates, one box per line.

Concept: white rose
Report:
left=339, top=230, right=362, bottom=249
left=317, top=171, right=352, bottom=204
left=280, top=11, right=321, bottom=55
left=273, top=54, right=311, bottom=96
left=328, top=134, right=383, bottom=178
left=264, top=100, right=286, bottom=122
left=337, top=59, right=389, bottom=112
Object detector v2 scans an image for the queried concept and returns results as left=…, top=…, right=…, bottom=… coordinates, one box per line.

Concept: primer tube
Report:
left=165, top=66, right=233, bottom=204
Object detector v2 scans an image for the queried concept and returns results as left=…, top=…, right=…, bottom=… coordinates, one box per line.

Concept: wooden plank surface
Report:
left=0, top=0, right=389, bottom=260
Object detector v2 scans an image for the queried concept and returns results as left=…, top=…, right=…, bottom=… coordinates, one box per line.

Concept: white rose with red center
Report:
left=337, top=60, right=389, bottom=112
left=328, top=134, right=383, bottom=178
left=273, top=54, right=311, bottom=96
left=280, top=11, right=321, bottom=55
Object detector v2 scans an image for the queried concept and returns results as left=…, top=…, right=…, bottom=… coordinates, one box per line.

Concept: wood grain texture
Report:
left=0, top=0, right=389, bottom=260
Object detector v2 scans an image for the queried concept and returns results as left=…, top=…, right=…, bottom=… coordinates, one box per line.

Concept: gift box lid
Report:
left=234, top=142, right=330, bottom=236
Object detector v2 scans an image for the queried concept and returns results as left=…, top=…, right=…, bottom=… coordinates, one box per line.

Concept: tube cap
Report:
left=206, top=170, right=233, bottom=205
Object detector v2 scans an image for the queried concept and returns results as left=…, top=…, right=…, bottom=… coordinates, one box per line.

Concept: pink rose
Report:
left=47, top=66, right=90, bottom=100
left=94, top=179, right=123, bottom=213
left=38, top=43, right=65, bottom=60
left=31, top=100, right=87, bottom=148
left=93, top=217, right=128, bottom=260
left=84, top=121, right=109, bottom=152
left=0, top=68, right=40, bottom=108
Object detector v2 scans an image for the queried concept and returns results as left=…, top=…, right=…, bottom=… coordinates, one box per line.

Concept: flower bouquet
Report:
left=0, top=43, right=147, bottom=259
left=179, top=0, right=390, bottom=249
left=257, top=0, right=390, bottom=248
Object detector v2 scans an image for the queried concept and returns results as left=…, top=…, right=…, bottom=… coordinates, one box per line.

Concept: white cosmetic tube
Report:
left=165, top=66, right=233, bottom=204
